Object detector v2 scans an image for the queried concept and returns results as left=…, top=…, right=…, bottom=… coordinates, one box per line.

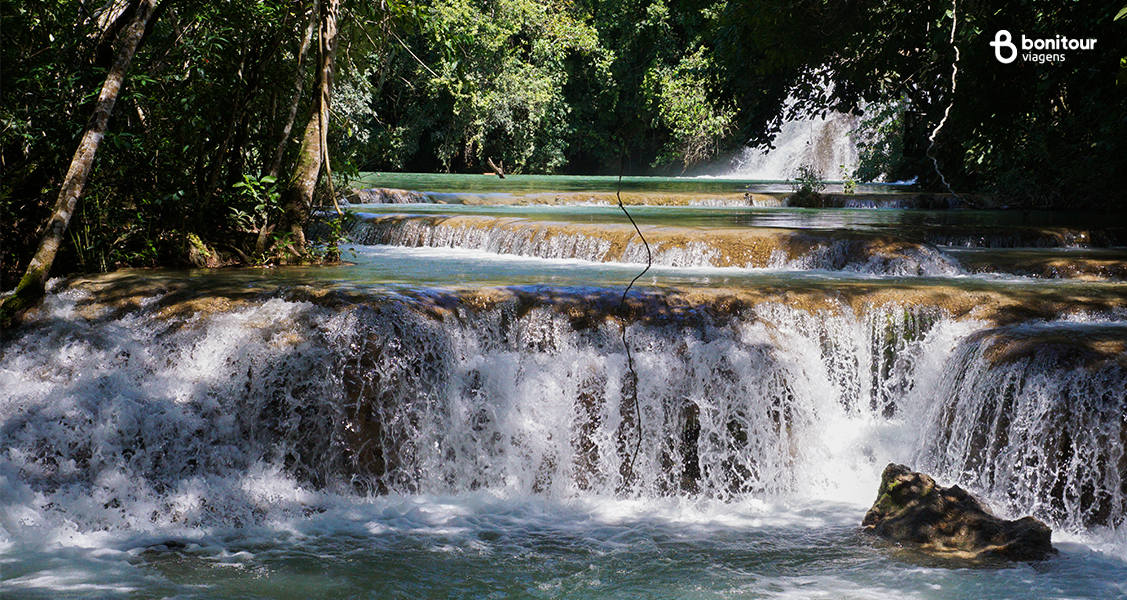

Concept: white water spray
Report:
left=914, top=322, right=1127, bottom=531
left=726, top=111, right=858, bottom=180
left=3, top=277, right=1127, bottom=597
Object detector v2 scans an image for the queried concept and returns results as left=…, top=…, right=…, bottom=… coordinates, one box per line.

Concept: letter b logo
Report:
left=991, top=30, right=1017, bottom=64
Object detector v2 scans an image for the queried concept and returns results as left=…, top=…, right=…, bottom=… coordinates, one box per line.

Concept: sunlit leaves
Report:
left=646, top=48, right=735, bottom=168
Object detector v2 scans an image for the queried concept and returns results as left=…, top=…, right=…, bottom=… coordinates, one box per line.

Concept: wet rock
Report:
left=862, top=463, right=1056, bottom=561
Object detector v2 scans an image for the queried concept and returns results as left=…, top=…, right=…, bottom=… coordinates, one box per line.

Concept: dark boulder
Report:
left=862, top=463, right=1056, bottom=561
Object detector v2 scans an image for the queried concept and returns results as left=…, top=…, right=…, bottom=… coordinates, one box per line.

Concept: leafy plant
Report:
left=648, top=48, right=735, bottom=170
left=230, top=174, right=280, bottom=227
left=311, top=210, right=358, bottom=263
left=229, top=173, right=284, bottom=259
left=853, top=100, right=907, bottom=183
left=788, top=164, right=827, bottom=207
left=840, top=165, right=857, bottom=194
left=791, top=164, right=826, bottom=194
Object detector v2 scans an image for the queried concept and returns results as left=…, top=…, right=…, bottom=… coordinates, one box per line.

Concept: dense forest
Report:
left=3, top=0, right=1126, bottom=293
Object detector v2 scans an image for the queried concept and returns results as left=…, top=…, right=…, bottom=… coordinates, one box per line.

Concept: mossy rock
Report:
left=862, top=463, right=1055, bottom=561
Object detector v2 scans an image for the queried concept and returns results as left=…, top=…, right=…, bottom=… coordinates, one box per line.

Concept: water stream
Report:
left=2, top=180, right=1126, bottom=599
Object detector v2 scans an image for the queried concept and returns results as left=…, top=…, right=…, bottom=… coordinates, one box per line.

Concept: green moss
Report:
left=187, top=233, right=211, bottom=258
left=0, top=274, right=45, bottom=327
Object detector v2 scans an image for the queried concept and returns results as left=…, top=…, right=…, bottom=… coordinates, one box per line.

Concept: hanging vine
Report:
left=926, top=0, right=961, bottom=199
left=615, top=164, right=652, bottom=493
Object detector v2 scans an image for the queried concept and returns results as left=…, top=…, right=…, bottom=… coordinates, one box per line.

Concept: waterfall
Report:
left=0, top=283, right=1019, bottom=522
left=913, top=322, right=1127, bottom=530
left=338, top=298, right=961, bottom=499
left=4, top=275, right=1127, bottom=596
left=346, top=214, right=963, bottom=276
left=726, top=112, right=859, bottom=181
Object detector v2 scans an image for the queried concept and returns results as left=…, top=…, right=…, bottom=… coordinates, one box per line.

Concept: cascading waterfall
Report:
left=340, top=298, right=960, bottom=499
left=726, top=112, right=859, bottom=180
left=1, top=295, right=357, bottom=532
left=346, top=214, right=963, bottom=276
left=913, top=322, right=1127, bottom=531
left=3, top=281, right=1127, bottom=598
left=1, top=285, right=981, bottom=520
left=3, top=280, right=1124, bottom=523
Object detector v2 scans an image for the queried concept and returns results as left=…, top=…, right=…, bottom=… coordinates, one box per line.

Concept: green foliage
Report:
left=1, top=0, right=386, bottom=282
left=4, top=0, right=1125, bottom=289
left=791, top=164, right=826, bottom=194
left=342, top=0, right=605, bottom=173
left=229, top=174, right=281, bottom=235
left=346, top=0, right=734, bottom=174
left=310, top=210, right=358, bottom=263
left=840, top=165, right=856, bottom=194
left=2, top=0, right=99, bottom=283
left=853, top=100, right=908, bottom=184
left=647, top=48, right=735, bottom=169
left=66, top=188, right=168, bottom=272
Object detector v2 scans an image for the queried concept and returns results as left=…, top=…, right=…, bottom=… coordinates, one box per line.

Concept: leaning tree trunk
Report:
left=279, top=0, right=340, bottom=255
left=1, top=0, right=159, bottom=327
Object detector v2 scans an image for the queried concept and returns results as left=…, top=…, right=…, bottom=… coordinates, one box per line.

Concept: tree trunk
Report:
left=279, top=0, right=340, bottom=254
left=267, top=0, right=317, bottom=179
left=487, top=157, right=506, bottom=178
left=1, top=0, right=159, bottom=327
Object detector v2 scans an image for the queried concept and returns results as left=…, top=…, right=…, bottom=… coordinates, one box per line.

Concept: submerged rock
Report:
left=862, top=463, right=1056, bottom=561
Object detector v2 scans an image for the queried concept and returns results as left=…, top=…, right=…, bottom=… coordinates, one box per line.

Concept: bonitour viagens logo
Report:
left=991, top=29, right=1097, bottom=64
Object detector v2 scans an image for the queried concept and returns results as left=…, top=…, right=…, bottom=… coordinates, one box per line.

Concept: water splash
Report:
left=2, top=279, right=1125, bottom=583
left=0, top=287, right=965, bottom=515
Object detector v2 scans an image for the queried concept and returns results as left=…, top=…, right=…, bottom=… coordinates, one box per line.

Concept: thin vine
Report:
left=615, top=164, right=652, bottom=492
left=926, top=0, right=961, bottom=200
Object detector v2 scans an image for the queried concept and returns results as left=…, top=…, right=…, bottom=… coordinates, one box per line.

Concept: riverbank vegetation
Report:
left=3, top=1, right=1125, bottom=302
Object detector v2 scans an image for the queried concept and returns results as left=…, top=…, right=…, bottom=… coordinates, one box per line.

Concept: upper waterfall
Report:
left=724, top=112, right=859, bottom=181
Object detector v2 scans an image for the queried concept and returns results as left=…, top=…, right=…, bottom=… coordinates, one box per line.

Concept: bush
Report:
left=788, top=164, right=827, bottom=207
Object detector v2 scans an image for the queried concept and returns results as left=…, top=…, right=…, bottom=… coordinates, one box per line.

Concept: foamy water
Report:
left=6, top=489, right=1127, bottom=599
left=2, top=277, right=1126, bottom=598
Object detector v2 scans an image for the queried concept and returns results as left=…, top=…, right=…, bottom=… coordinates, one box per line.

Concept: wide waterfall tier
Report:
left=346, top=212, right=962, bottom=275
left=0, top=280, right=963, bottom=508
left=3, top=273, right=1126, bottom=531
left=340, top=204, right=1127, bottom=280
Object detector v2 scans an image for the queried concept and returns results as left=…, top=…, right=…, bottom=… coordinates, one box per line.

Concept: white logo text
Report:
left=991, top=30, right=1096, bottom=64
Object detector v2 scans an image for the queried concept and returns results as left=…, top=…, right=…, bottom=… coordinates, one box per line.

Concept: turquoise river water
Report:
left=2, top=175, right=1126, bottom=599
